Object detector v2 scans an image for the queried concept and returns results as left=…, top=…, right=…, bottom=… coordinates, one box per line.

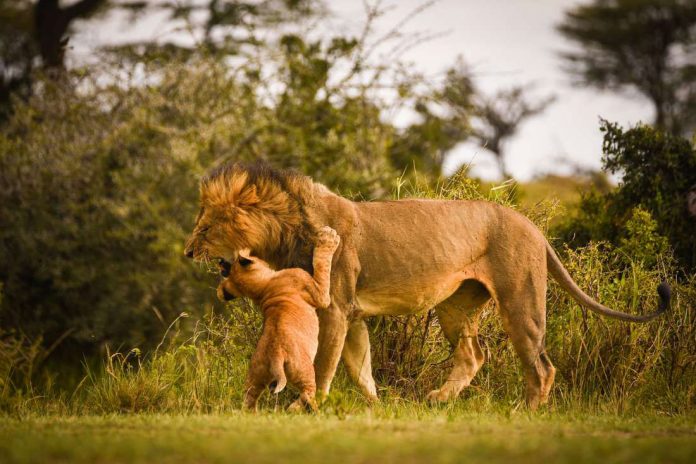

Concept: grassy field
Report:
left=2, top=406, right=696, bottom=464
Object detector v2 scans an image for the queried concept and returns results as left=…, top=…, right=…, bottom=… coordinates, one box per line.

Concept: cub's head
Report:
left=216, top=250, right=275, bottom=302
left=184, top=162, right=311, bottom=267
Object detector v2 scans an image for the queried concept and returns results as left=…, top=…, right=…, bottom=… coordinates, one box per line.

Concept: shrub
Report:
left=555, top=121, right=696, bottom=273
left=0, top=48, right=408, bottom=355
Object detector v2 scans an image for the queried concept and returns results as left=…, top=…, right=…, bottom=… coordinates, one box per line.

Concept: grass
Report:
left=2, top=407, right=696, bottom=463
left=517, top=174, right=608, bottom=209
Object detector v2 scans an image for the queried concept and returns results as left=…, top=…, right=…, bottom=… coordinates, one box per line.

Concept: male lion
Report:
left=216, top=226, right=340, bottom=411
left=185, top=162, right=670, bottom=410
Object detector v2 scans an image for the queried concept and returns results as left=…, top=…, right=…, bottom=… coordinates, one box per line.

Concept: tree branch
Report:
left=64, top=0, right=105, bottom=22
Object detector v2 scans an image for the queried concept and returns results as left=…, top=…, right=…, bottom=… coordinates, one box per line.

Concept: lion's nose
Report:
left=222, top=288, right=235, bottom=301
left=185, top=248, right=194, bottom=258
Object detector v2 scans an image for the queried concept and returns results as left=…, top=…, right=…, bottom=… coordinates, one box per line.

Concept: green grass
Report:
left=2, top=408, right=695, bottom=463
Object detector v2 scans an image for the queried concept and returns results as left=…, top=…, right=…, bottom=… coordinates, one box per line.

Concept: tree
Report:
left=558, top=0, right=696, bottom=135
left=471, top=87, right=554, bottom=180
left=0, top=1, right=321, bottom=120
left=389, top=99, right=469, bottom=180
left=434, top=63, right=553, bottom=180
left=0, top=0, right=109, bottom=120
left=107, top=0, right=321, bottom=61
left=35, top=0, right=106, bottom=69
left=0, top=0, right=36, bottom=118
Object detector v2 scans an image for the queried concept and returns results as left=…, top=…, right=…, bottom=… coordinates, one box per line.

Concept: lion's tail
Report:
left=546, top=242, right=671, bottom=322
left=268, top=356, right=287, bottom=394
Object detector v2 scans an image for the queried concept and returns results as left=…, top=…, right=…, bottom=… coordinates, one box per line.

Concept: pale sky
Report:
left=72, top=0, right=655, bottom=181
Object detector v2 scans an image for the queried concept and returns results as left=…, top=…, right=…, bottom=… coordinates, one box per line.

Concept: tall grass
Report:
left=1, top=174, right=694, bottom=416
left=80, top=304, right=261, bottom=414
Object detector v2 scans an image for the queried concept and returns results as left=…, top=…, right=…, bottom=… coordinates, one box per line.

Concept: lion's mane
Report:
left=190, top=162, right=317, bottom=269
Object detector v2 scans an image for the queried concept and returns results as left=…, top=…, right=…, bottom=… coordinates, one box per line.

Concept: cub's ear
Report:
left=238, top=248, right=254, bottom=267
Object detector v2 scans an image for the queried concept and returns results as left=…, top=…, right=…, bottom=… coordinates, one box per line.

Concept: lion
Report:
left=185, top=162, right=671, bottom=410
left=215, top=226, right=340, bottom=412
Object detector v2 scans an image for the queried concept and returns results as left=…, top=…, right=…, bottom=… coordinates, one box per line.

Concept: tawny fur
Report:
left=188, top=162, right=670, bottom=411
left=216, top=226, right=340, bottom=411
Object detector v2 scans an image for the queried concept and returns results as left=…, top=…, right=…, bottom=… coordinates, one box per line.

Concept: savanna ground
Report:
left=3, top=407, right=696, bottom=463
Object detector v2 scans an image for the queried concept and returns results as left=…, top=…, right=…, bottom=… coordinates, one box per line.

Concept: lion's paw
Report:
left=316, top=226, right=340, bottom=251
left=426, top=387, right=457, bottom=403
left=287, top=398, right=304, bottom=413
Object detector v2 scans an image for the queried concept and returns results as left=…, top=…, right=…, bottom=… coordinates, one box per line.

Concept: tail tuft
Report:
left=657, top=281, right=672, bottom=313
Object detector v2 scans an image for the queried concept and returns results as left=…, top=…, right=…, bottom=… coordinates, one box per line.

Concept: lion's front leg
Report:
left=342, top=319, right=378, bottom=402
left=314, top=304, right=349, bottom=398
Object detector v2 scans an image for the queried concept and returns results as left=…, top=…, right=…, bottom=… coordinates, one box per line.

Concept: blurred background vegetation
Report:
left=0, top=0, right=694, bottom=413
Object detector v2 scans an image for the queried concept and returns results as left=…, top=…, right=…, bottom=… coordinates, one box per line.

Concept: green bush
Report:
left=0, top=46, right=411, bottom=356
left=0, top=76, right=217, bottom=355
left=555, top=121, right=696, bottom=273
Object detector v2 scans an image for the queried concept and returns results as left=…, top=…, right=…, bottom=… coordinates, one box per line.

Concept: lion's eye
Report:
left=238, top=257, right=253, bottom=267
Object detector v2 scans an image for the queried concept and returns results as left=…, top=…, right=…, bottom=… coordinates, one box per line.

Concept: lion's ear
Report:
left=236, top=185, right=260, bottom=207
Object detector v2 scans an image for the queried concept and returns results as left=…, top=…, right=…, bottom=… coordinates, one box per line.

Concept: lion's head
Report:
left=184, top=162, right=315, bottom=269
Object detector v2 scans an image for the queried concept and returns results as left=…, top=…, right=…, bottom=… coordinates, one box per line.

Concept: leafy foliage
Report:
left=0, top=77, right=215, bottom=354
left=0, top=29, right=423, bottom=355
left=555, top=120, right=696, bottom=272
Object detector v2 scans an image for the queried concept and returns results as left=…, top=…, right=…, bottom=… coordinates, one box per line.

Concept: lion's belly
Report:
left=355, top=272, right=466, bottom=316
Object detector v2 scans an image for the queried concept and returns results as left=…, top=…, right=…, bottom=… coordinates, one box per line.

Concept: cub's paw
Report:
left=316, top=226, right=340, bottom=251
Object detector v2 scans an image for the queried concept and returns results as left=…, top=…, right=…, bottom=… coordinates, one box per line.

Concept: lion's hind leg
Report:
left=427, top=280, right=489, bottom=403
left=496, top=275, right=556, bottom=410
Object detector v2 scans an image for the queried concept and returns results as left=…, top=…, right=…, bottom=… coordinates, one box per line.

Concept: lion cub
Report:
left=216, top=226, right=340, bottom=411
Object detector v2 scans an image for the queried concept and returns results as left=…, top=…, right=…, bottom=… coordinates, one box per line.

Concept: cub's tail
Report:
left=268, top=357, right=287, bottom=394
left=546, top=242, right=671, bottom=322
